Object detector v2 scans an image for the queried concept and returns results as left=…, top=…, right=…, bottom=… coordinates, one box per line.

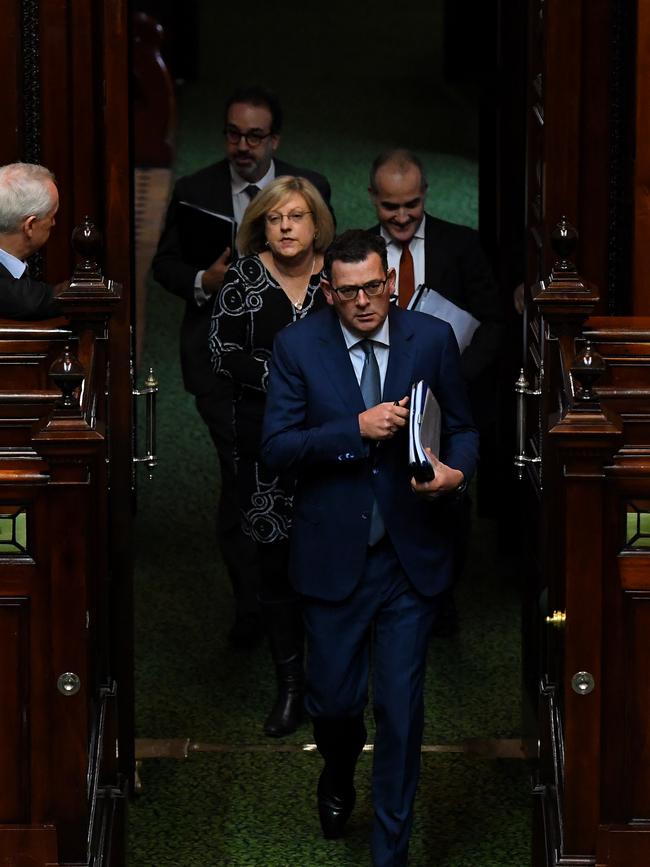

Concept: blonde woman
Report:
left=209, top=176, right=334, bottom=736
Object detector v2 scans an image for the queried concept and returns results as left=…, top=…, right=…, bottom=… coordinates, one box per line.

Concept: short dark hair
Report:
left=369, top=148, right=428, bottom=193
left=324, top=230, right=388, bottom=280
left=224, top=86, right=283, bottom=134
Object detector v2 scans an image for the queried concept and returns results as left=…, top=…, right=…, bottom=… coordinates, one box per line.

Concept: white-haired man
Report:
left=0, top=161, right=63, bottom=318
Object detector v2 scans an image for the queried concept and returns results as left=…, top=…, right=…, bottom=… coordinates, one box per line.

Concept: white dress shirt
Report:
left=338, top=316, right=390, bottom=395
left=230, top=160, right=276, bottom=227
left=380, top=218, right=426, bottom=296
left=0, top=247, right=27, bottom=278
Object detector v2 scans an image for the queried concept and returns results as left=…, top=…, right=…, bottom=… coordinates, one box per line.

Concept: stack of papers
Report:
left=408, top=380, right=441, bottom=482
left=409, top=287, right=480, bottom=354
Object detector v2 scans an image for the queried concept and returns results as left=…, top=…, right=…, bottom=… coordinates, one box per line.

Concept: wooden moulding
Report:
left=0, top=824, right=59, bottom=865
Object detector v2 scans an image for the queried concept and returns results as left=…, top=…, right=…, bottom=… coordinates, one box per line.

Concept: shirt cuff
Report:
left=193, top=271, right=210, bottom=306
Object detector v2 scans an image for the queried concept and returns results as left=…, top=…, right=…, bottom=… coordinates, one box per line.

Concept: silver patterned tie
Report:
left=359, top=340, right=385, bottom=545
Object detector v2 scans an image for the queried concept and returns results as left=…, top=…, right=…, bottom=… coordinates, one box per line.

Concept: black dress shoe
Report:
left=317, top=770, right=356, bottom=839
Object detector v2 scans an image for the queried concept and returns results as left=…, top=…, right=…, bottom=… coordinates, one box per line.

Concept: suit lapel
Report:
left=317, top=309, right=366, bottom=414
left=424, top=213, right=448, bottom=290
left=315, top=307, right=416, bottom=412
left=383, top=307, right=417, bottom=402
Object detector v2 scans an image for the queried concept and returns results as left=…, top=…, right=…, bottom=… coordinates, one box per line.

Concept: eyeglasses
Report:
left=265, top=210, right=313, bottom=226
left=330, top=279, right=388, bottom=301
left=224, top=126, right=273, bottom=147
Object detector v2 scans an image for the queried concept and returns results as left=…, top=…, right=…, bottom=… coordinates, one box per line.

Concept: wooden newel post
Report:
left=70, top=216, right=103, bottom=283
left=49, top=345, right=85, bottom=413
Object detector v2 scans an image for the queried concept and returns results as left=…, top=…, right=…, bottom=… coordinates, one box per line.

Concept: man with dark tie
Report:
left=0, top=162, right=64, bottom=319
left=368, top=148, right=505, bottom=634
left=262, top=230, right=478, bottom=866
left=152, top=86, right=332, bottom=647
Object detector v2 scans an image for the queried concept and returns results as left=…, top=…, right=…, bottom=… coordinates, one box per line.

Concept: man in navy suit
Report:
left=262, top=230, right=478, bottom=866
left=152, top=86, right=332, bottom=647
left=0, top=162, right=64, bottom=319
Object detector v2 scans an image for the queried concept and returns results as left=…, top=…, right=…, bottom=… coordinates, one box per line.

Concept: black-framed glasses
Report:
left=330, top=279, right=388, bottom=301
left=224, top=126, right=273, bottom=148
left=265, top=210, right=313, bottom=226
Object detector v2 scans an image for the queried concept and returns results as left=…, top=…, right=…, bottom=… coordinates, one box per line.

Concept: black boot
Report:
left=262, top=598, right=305, bottom=737
left=264, top=652, right=304, bottom=737
left=313, top=715, right=366, bottom=838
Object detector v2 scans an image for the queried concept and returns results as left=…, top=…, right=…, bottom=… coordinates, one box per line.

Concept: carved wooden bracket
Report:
left=56, top=217, right=122, bottom=306
left=570, top=340, right=607, bottom=407
left=49, top=344, right=84, bottom=414
left=34, top=344, right=98, bottom=437
left=532, top=218, right=598, bottom=326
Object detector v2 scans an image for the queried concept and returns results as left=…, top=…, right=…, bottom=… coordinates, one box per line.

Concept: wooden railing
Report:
left=522, top=221, right=650, bottom=867
left=0, top=220, right=124, bottom=867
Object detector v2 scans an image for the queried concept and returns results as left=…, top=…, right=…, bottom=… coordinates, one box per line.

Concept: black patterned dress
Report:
left=209, top=255, right=325, bottom=545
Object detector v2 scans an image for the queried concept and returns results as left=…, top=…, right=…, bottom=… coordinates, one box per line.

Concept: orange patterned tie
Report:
left=398, top=242, right=415, bottom=308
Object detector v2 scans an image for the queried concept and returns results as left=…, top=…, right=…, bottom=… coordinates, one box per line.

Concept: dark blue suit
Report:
left=262, top=304, right=478, bottom=865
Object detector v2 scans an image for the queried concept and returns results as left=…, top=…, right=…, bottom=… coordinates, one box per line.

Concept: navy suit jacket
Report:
left=152, top=157, right=332, bottom=396
left=0, top=262, right=59, bottom=319
left=261, top=304, right=479, bottom=602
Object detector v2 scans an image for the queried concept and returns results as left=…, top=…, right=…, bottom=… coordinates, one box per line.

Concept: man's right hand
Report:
left=201, top=247, right=231, bottom=294
left=359, top=395, right=409, bottom=440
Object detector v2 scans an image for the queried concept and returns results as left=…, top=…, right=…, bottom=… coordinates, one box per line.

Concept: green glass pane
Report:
left=626, top=507, right=650, bottom=548
left=0, top=509, right=28, bottom=555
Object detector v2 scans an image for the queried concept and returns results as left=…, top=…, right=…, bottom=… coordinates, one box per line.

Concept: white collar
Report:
left=230, top=160, right=276, bottom=195
left=379, top=216, right=426, bottom=248
left=0, top=246, right=27, bottom=278
left=339, top=314, right=390, bottom=350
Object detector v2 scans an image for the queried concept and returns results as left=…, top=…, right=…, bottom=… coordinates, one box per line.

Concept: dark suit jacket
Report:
left=369, top=213, right=505, bottom=384
left=0, top=261, right=59, bottom=319
left=261, top=305, right=479, bottom=601
left=152, top=157, right=332, bottom=396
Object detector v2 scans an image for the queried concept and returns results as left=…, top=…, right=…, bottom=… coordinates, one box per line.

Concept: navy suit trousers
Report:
left=303, top=536, right=439, bottom=867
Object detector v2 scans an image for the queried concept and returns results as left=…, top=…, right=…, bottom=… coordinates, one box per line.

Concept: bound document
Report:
left=409, top=286, right=480, bottom=354
left=408, top=380, right=441, bottom=482
left=177, top=201, right=237, bottom=270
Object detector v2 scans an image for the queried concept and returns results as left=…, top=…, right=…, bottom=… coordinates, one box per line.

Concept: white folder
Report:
left=408, top=380, right=441, bottom=482
left=409, top=286, right=480, bottom=354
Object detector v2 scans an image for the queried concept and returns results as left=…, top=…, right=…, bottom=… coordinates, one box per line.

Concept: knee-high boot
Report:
left=262, top=598, right=305, bottom=737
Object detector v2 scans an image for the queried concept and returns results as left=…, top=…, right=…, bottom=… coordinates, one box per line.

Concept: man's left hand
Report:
left=411, top=448, right=465, bottom=498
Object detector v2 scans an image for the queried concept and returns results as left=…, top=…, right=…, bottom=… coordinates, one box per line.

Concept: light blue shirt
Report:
left=338, top=316, right=390, bottom=396
left=0, top=247, right=27, bottom=278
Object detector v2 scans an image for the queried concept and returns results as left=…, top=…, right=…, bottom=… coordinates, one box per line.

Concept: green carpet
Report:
left=129, top=0, right=531, bottom=863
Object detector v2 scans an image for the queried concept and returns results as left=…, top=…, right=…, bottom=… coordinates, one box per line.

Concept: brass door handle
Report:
left=133, top=367, right=159, bottom=478
left=545, top=610, right=566, bottom=628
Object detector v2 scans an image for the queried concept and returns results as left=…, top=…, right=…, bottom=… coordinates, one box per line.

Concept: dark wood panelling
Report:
left=0, top=825, right=58, bottom=863
left=625, top=594, right=650, bottom=818
left=597, top=825, right=650, bottom=866
left=0, top=1, right=20, bottom=166
left=0, top=598, right=30, bottom=823
left=101, top=0, right=136, bottom=798
left=633, top=3, right=650, bottom=313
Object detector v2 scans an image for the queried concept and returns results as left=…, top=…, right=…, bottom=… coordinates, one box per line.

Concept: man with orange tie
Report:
left=368, top=148, right=505, bottom=634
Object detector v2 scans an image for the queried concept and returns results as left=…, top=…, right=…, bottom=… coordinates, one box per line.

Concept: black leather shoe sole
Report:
left=317, top=773, right=355, bottom=839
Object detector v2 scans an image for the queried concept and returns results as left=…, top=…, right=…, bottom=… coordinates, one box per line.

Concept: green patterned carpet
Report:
left=128, top=1, right=531, bottom=864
